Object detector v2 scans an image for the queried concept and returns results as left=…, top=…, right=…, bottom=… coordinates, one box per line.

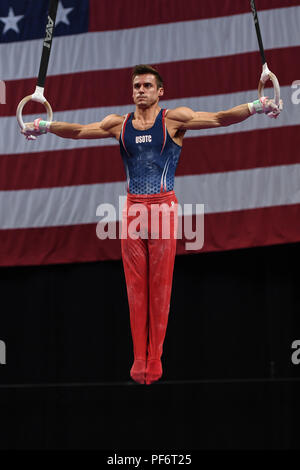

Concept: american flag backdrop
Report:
left=0, top=0, right=299, bottom=266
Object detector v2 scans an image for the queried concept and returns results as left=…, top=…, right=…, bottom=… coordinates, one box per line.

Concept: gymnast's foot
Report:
left=145, top=359, right=162, bottom=385
left=130, top=359, right=146, bottom=384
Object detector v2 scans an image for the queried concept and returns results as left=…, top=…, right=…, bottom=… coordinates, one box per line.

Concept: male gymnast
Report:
left=22, top=64, right=283, bottom=385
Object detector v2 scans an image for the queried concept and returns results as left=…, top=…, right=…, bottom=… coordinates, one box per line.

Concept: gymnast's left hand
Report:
left=264, top=98, right=283, bottom=119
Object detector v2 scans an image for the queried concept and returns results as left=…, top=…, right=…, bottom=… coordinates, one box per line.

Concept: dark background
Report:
left=0, top=241, right=299, bottom=450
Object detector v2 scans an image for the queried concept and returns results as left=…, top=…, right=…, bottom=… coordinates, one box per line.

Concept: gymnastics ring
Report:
left=258, top=63, right=280, bottom=106
left=16, top=86, right=53, bottom=131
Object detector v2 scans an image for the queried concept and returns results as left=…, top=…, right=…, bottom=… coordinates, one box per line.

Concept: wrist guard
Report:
left=248, top=97, right=268, bottom=115
left=33, top=118, right=51, bottom=134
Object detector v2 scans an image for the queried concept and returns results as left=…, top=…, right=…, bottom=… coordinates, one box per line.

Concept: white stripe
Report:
left=124, top=161, right=130, bottom=189
left=160, top=156, right=170, bottom=190
left=164, top=158, right=172, bottom=191
left=0, top=181, right=127, bottom=229
left=0, top=164, right=299, bottom=229
left=0, top=7, right=299, bottom=80
left=174, top=164, right=300, bottom=213
left=120, top=113, right=129, bottom=153
left=0, top=85, right=297, bottom=155
left=160, top=120, right=167, bottom=154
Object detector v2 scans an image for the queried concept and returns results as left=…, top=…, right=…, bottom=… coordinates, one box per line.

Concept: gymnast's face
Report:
left=132, top=74, right=164, bottom=109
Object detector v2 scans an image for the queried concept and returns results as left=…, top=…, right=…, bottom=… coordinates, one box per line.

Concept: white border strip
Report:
left=0, top=7, right=299, bottom=80
left=0, top=164, right=299, bottom=229
left=1, top=85, right=297, bottom=155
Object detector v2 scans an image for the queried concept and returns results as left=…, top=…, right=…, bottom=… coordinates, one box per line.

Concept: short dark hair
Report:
left=132, top=64, right=163, bottom=89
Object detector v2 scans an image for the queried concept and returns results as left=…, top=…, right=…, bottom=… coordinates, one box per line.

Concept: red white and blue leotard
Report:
left=119, top=108, right=182, bottom=383
left=119, top=108, right=182, bottom=194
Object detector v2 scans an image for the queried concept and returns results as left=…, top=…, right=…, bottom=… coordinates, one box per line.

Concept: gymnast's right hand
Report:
left=21, top=118, right=51, bottom=140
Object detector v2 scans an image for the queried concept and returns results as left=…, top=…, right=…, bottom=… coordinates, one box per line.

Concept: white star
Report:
left=55, top=1, right=73, bottom=27
left=0, top=7, right=24, bottom=35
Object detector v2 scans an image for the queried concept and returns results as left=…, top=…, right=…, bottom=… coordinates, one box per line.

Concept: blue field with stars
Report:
left=0, top=0, right=89, bottom=43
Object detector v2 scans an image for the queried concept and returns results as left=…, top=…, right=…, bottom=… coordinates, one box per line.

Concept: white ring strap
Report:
left=258, top=63, right=280, bottom=106
left=16, top=86, right=53, bottom=130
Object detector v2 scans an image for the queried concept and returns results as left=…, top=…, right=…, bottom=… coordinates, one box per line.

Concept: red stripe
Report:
left=0, top=223, right=122, bottom=267
left=177, top=204, right=300, bottom=254
left=177, top=126, right=300, bottom=177
left=0, top=146, right=125, bottom=190
left=121, top=113, right=131, bottom=154
left=160, top=109, right=166, bottom=191
left=89, top=0, right=300, bottom=32
left=0, top=46, right=297, bottom=117
left=0, top=126, right=299, bottom=190
left=161, top=108, right=166, bottom=156
left=0, top=204, right=299, bottom=266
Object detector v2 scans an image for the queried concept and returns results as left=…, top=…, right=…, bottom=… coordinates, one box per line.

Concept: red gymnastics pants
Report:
left=121, top=190, right=178, bottom=384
